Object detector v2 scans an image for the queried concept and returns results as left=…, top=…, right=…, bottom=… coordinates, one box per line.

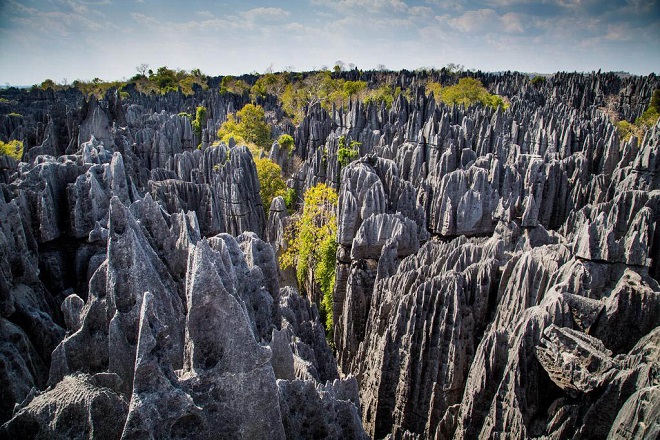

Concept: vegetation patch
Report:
left=217, top=103, right=272, bottom=151
left=280, top=183, right=338, bottom=341
left=0, top=139, right=23, bottom=160
left=254, top=157, right=287, bottom=215
left=616, top=89, right=660, bottom=141
left=426, top=77, right=507, bottom=109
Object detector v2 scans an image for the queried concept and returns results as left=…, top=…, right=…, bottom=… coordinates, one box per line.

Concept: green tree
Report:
left=429, top=77, right=506, bottom=109
left=220, top=76, right=250, bottom=95
left=280, top=71, right=353, bottom=122
left=217, top=103, right=272, bottom=150
left=280, top=183, right=338, bottom=340
left=425, top=82, right=443, bottom=100
left=192, top=106, right=207, bottom=137
left=531, top=75, right=546, bottom=87
left=337, top=136, right=360, bottom=167
left=40, top=79, right=56, bottom=90
left=342, top=80, right=367, bottom=99
left=277, top=133, right=294, bottom=152
left=250, top=72, right=290, bottom=101
left=254, top=157, right=287, bottom=214
left=284, top=187, right=297, bottom=211
left=637, top=89, right=660, bottom=127
left=364, top=84, right=401, bottom=109
left=617, top=89, right=660, bottom=141
left=152, top=66, right=178, bottom=92
left=0, top=139, right=23, bottom=160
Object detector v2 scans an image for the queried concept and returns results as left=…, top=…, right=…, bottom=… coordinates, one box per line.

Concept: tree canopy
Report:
left=280, top=183, right=338, bottom=340
left=217, top=103, right=272, bottom=150
left=426, top=77, right=507, bottom=109
left=0, top=139, right=23, bottom=160
left=254, top=157, right=287, bottom=215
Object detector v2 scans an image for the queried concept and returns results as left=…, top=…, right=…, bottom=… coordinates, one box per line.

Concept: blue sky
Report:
left=0, top=0, right=658, bottom=85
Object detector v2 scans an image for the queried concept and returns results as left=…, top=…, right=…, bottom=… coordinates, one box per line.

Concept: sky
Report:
left=0, top=0, right=658, bottom=86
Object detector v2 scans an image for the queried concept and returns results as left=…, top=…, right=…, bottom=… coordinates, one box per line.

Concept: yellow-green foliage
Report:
left=217, top=103, right=272, bottom=150
left=425, top=82, right=443, bottom=100
left=616, top=89, right=660, bottom=141
left=0, top=139, right=23, bottom=160
left=284, top=187, right=297, bottom=211
left=280, top=183, right=338, bottom=338
left=280, top=72, right=368, bottom=123
left=250, top=73, right=290, bottom=101
left=427, top=77, right=507, bottom=109
left=337, top=136, right=360, bottom=167
left=220, top=76, right=250, bottom=95
left=531, top=75, right=546, bottom=87
left=192, top=106, right=207, bottom=137
left=72, top=78, right=126, bottom=99
left=616, top=120, right=638, bottom=142
left=254, top=156, right=287, bottom=213
left=342, top=80, right=367, bottom=99
left=178, top=69, right=208, bottom=95
left=277, top=133, right=294, bottom=152
left=363, top=84, right=401, bottom=109
left=40, top=79, right=58, bottom=90
left=128, top=67, right=207, bottom=96
left=637, top=89, right=660, bottom=127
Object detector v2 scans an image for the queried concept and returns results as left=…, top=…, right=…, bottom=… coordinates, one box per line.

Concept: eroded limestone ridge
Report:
left=1, top=192, right=365, bottom=438
left=1, top=70, right=659, bottom=439
left=324, top=73, right=660, bottom=438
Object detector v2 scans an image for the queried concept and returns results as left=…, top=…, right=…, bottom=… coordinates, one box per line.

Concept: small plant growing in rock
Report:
left=277, top=133, right=294, bottom=154
left=191, top=106, right=207, bottom=138
left=337, top=136, right=360, bottom=167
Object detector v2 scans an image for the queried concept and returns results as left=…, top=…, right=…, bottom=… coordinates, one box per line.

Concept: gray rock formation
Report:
left=0, top=373, right=128, bottom=440
left=2, top=178, right=364, bottom=439
left=1, top=70, right=659, bottom=439
left=278, top=377, right=368, bottom=440
left=329, top=73, right=660, bottom=439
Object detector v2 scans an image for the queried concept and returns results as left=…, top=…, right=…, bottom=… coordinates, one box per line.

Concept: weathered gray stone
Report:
left=535, top=324, right=619, bottom=394
left=121, top=292, right=205, bottom=440
left=1, top=373, right=128, bottom=440
left=277, top=377, right=368, bottom=440
left=180, top=238, right=285, bottom=438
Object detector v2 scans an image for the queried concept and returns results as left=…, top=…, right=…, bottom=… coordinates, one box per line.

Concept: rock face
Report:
left=1, top=191, right=365, bottom=437
left=326, top=72, right=660, bottom=439
left=1, top=373, right=128, bottom=440
left=0, top=85, right=365, bottom=438
left=1, top=70, right=659, bottom=439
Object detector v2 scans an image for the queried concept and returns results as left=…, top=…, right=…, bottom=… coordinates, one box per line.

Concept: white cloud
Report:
left=410, top=6, right=434, bottom=16
left=312, top=0, right=407, bottom=11
left=501, top=12, right=526, bottom=33
left=447, top=8, right=499, bottom=33
left=242, top=7, right=291, bottom=21
left=130, top=12, right=160, bottom=27
left=195, top=10, right=215, bottom=20
left=7, top=0, right=108, bottom=36
left=425, top=0, right=466, bottom=12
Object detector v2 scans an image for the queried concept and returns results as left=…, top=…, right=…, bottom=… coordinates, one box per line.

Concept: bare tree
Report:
left=136, top=63, right=149, bottom=76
